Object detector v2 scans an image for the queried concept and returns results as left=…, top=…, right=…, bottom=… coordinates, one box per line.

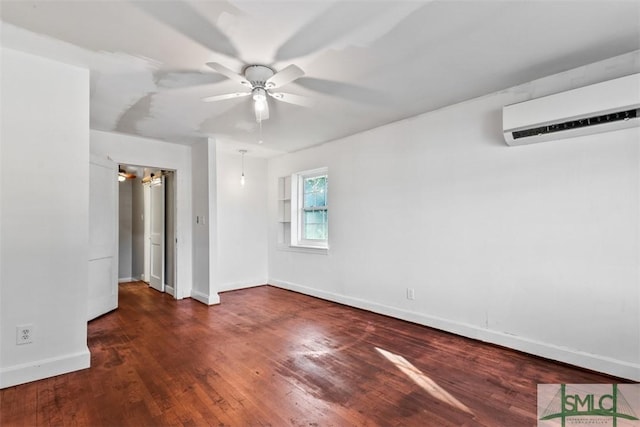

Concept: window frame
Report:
left=290, top=167, right=328, bottom=249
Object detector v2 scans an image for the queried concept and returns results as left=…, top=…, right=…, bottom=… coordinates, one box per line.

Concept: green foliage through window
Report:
left=302, top=175, right=327, bottom=240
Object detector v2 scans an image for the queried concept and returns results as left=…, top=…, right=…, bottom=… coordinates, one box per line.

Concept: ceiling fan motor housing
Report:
left=243, top=65, right=275, bottom=88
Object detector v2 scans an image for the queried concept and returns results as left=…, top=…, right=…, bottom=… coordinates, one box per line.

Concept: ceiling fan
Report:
left=202, top=62, right=313, bottom=122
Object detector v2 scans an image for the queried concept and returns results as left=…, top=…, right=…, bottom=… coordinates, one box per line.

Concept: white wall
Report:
left=0, top=48, right=90, bottom=388
left=216, top=151, right=268, bottom=291
left=268, top=52, right=640, bottom=380
left=118, top=179, right=133, bottom=281
left=90, top=130, right=193, bottom=299
left=192, top=143, right=268, bottom=299
left=191, top=139, right=220, bottom=304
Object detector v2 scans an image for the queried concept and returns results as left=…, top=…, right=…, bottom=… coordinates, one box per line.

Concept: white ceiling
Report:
left=1, top=0, right=639, bottom=155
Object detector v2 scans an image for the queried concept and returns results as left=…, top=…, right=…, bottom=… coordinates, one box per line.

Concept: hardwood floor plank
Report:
left=1, top=282, right=630, bottom=426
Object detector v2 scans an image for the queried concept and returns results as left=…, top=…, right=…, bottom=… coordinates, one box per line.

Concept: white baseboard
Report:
left=218, top=280, right=267, bottom=293
left=0, top=347, right=91, bottom=389
left=191, top=289, right=220, bottom=305
left=165, top=285, right=175, bottom=297
left=118, top=277, right=136, bottom=283
left=269, top=278, right=640, bottom=381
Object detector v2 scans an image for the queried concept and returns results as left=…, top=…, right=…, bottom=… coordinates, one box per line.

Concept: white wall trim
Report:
left=190, top=289, right=220, bottom=306
left=269, top=278, right=640, bottom=381
left=217, top=280, right=267, bottom=293
left=118, top=277, right=136, bottom=283
left=0, top=348, right=90, bottom=389
left=165, top=285, right=175, bottom=297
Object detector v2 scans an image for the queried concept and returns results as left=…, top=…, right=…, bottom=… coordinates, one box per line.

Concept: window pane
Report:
left=303, top=176, right=327, bottom=208
left=304, top=210, right=325, bottom=224
left=304, top=178, right=315, bottom=193
left=308, top=177, right=324, bottom=192
left=304, top=223, right=327, bottom=240
left=303, top=193, right=315, bottom=208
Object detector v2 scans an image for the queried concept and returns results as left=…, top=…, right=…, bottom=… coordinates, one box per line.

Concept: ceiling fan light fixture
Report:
left=252, top=87, right=267, bottom=102
left=252, top=87, right=268, bottom=121
left=254, top=99, right=267, bottom=113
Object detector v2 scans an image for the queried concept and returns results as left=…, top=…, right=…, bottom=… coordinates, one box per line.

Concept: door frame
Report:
left=143, top=182, right=151, bottom=283
left=164, top=171, right=178, bottom=297
left=91, top=135, right=194, bottom=300
left=119, top=163, right=179, bottom=299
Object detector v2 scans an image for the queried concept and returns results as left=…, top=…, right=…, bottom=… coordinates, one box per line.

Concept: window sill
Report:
left=277, top=244, right=329, bottom=255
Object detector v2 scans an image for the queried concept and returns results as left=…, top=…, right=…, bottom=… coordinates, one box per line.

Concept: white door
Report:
left=88, top=155, right=118, bottom=320
left=149, top=176, right=165, bottom=292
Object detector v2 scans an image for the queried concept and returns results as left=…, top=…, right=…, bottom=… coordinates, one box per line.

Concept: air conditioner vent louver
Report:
left=512, top=108, right=639, bottom=140
left=503, top=73, right=640, bottom=146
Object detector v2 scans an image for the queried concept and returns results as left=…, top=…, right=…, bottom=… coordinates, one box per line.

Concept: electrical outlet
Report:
left=16, top=324, right=34, bottom=345
left=406, top=288, right=415, bottom=300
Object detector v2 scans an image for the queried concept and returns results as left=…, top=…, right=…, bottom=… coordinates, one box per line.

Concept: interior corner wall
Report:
left=190, top=138, right=220, bottom=305
left=191, top=140, right=211, bottom=303
left=0, top=47, right=91, bottom=388
left=267, top=53, right=640, bottom=380
left=215, top=151, right=269, bottom=291
left=118, top=180, right=133, bottom=281
left=90, top=130, right=193, bottom=299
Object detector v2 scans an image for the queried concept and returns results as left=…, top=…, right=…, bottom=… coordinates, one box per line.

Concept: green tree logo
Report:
left=540, top=384, right=638, bottom=427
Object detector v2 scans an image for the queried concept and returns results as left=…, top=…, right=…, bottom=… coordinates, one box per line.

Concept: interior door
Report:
left=88, top=155, right=118, bottom=320
left=149, top=176, right=165, bottom=292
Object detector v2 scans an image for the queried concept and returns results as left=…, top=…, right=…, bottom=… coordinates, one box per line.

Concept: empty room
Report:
left=1, top=1, right=639, bottom=426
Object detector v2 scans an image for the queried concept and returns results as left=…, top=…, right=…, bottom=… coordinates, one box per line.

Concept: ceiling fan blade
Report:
left=269, top=92, right=315, bottom=108
left=132, top=1, right=239, bottom=58
left=156, top=71, right=227, bottom=89
left=274, top=2, right=400, bottom=61
left=206, top=62, right=251, bottom=87
left=294, top=77, right=386, bottom=105
left=265, top=65, right=304, bottom=89
left=202, top=92, right=250, bottom=102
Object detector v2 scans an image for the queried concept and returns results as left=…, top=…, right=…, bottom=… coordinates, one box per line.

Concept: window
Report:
left=291, top=168, right=328, bottom=249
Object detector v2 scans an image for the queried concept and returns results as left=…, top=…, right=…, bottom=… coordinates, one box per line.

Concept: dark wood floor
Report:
left=1, top=282, right=625, bottom=426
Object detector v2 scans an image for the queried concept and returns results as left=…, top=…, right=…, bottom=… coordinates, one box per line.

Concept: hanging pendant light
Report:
left=239, top=150, right=247, bottom=186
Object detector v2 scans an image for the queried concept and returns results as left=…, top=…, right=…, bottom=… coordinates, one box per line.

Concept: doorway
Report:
left=118, top=165, right=177, bottom=296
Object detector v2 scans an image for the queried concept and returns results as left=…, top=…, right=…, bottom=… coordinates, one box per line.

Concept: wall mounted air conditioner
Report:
left=503, top=73, right=640, bottom=146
